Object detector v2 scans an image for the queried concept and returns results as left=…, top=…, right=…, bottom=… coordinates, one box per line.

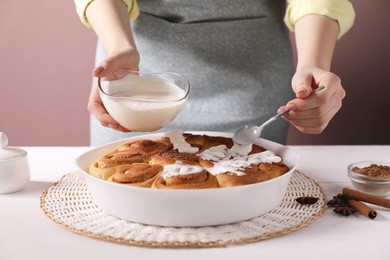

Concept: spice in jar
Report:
left=352, top=164, right=390, bottom=177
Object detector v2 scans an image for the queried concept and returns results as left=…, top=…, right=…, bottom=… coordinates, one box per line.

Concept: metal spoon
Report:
left=233, top=85, right=325, bottom=146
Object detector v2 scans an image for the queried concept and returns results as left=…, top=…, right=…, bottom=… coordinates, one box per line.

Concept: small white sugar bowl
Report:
left=0, top=132, right=30, bottom=194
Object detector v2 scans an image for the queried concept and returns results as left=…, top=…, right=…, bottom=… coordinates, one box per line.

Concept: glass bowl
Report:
left=347, top=161, right=390, bottom=197
left=98, top=70, right=190, bottom=132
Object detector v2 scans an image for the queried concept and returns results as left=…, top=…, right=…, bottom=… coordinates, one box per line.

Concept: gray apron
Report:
left=91, top=0, right=294, bottom=146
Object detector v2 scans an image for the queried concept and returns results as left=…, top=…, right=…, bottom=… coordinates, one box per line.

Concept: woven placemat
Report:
left=40, top=171, right=327, bottom=248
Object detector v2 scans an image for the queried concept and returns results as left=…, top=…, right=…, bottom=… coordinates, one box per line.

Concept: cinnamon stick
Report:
left=343, top=188, right=390, bottom=209
left=347, top=199, right=377, bottom=219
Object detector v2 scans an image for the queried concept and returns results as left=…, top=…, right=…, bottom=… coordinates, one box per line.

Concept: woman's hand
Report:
left=85, top=0, right=140, bottom=131
left=284, top=13, right=344, bottom=134
left=88, top=47, right=140, bottom=132
left=278, top=67, right=346, bottom=134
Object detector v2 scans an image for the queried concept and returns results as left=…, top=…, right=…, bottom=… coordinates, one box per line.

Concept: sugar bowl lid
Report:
left=0, top=132, right=26, bottom=160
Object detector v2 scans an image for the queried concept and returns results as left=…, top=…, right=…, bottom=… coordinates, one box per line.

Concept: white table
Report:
left=1, top=146, right=390, bottom=260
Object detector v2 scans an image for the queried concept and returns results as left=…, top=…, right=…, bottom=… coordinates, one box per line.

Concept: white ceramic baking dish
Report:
left=75, top=131, right=301, bottom=227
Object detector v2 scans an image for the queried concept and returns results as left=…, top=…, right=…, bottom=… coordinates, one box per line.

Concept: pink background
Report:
left=1, top=0, right=389, bottom=146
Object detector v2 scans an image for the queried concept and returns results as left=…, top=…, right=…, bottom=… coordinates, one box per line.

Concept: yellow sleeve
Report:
left=284, top=0, right=356, bottom=39
left=74, top=0, right=140, bottom=28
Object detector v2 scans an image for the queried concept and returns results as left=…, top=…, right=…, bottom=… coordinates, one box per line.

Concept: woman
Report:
left=74, top=0, right=355, bottom=146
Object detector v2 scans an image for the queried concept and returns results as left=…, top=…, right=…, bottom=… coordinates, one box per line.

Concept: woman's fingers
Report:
left=281, top=101, right=342, bottom=133
left=88, top=48, right=140, bottom=132
left=281, top=69, right=346, bottom=134
left=87, top=78, right=132, bottom=132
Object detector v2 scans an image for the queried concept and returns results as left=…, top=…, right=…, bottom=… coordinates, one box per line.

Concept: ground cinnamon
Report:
left=347, top=199, right=377, bottom=219
left=352, top=164, right=390, bottom=177
left=342, top=188, right=390, bottom=209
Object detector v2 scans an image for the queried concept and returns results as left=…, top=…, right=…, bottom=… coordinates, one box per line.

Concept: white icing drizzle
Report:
left=229, top=143, right=253, bottom=156
left=162, top=161, right=204, bottom=180
left=162, top=130, right=282, bottom=177
left=206, top=160, right=247, bottom=176
left=164, top=129, right=199, bottom=154
left=198, top=144, right=281, bottom=176
left=199, top=145, right=229, bottom=161
left=248, top=150, right=282, bottom=164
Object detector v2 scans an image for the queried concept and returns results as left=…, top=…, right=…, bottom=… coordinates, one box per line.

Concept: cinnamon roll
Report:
left=108, top=163, right=163, bottom=187
left=216, top=165, right=269, bottom=188
left=150, top=149, right=199, bottom=166
left=258, top=162, right=290, bottom=179
left=249, top=144, right=267, bottom=154
left=184, top=134, right=234, bottom=151
left=203, top=135, right=234, bottom=150
left=182, top=133, right=204, bottom=150
left=89, top=150, right=150, bottom=180
left=152, top=161, right=218, bottom=189
left=117, top=139, right=172, bottom=155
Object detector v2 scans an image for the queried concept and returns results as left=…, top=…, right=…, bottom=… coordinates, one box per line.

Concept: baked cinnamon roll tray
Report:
left=76, top=131, right=301, bottom=227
